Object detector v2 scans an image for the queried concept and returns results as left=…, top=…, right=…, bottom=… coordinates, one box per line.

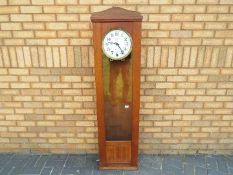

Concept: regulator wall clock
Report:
left=91, top=7, right=142, bottom=170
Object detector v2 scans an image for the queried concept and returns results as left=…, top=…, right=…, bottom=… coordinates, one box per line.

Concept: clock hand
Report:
left=107, top=41, right=124, bottom=54
left=114, top=42, right=124, bottom=54
left=107, top=41, right=114, bottom=45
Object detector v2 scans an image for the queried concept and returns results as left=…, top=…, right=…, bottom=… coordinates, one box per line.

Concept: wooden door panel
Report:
left=106, top=141, right=131, bottom=163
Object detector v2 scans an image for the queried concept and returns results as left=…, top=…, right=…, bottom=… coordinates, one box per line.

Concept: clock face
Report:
left=102, top=29, right=132, bottom=60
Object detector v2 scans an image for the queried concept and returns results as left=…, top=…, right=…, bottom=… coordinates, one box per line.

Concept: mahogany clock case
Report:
left=91, top=7, right=142, bottom=170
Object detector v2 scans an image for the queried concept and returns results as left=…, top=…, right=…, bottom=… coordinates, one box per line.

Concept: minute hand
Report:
left=114, top=42, right=124, bottom=54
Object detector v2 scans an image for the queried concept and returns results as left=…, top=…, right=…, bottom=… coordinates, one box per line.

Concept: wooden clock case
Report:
left=91, top=7, right=142, bottom=170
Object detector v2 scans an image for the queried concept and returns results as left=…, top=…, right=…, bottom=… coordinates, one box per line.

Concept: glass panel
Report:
left=103, top=54, right=132, bottom=141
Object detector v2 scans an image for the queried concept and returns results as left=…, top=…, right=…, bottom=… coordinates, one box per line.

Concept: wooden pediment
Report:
left=91, top=7, right=143, bottom=22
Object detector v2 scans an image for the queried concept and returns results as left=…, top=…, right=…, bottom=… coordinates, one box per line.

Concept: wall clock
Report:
left=91, top=7, right=142, bottom=170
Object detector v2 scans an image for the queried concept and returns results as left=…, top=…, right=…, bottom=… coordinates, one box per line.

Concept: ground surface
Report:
left=0, top=153, right=232, bottom=175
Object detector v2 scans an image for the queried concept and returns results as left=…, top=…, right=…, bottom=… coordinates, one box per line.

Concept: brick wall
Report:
left=0, top=0, right=232, bottom=154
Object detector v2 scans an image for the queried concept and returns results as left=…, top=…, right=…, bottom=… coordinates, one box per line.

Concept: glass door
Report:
left=102, top=54, right=132, bottom=141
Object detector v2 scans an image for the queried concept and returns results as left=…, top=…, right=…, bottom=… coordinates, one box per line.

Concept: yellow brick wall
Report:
left=0, top=0, right=233, bottom=154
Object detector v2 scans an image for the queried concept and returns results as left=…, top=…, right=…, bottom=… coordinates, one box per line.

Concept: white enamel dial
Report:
left=102, top=29, right=132, bottom=60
